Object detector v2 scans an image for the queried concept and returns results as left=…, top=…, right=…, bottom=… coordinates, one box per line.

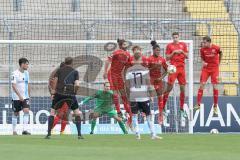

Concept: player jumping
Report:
left=148, top=41, right=168, bottom=125
left=194, top=36, right=222, bottom=116
left=125, top=45, right=162, bottom=140
left=163, top=32, right=188, bottom=119
left=80, top=82, right=128, bottom=134
left=103, top=39, right=132, bottom=127
left=11, top=58, right=31, bottom=135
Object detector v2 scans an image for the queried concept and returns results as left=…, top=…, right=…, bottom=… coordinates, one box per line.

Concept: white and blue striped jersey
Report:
left=11, top=69, right=30, bottom=100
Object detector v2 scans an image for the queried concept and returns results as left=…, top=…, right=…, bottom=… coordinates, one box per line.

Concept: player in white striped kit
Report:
left=11, top=58, right=31, bottom=135
left=125, top=45, right=162, bottom=140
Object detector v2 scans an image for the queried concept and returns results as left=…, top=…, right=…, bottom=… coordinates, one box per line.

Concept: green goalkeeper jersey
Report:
left=82, top=90, right=114, bottom=112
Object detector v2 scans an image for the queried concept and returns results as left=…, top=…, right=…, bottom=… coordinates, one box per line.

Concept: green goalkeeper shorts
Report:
left=94, top=107, right=117, bottom=118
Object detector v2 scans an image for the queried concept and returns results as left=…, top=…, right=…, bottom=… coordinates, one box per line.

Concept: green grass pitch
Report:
left=0, top=134, right=239, bottom=160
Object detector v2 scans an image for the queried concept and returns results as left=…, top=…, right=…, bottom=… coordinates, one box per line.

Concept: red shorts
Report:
left=108, top=71, right=124, bottom=90
left=168, top=67, right=186, bottom=85
left=200, top=67, right=219, bottom=84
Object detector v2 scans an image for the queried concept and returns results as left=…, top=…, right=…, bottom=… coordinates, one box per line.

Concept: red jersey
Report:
left=148, top=55, right=168, bottom=79
left=200, top=44, right=221, bottom=68
left=108, top=49, right=131, bottom=76
left=166, top=42, right=188, bottom=67
left=128, top=55, right=148, bottom=67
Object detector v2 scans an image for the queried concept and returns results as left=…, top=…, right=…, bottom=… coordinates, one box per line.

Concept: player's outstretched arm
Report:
left=80, top=93, right=98, bottom=105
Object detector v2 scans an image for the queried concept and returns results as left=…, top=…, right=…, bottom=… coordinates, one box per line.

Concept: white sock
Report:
left=23, top=113, right=29, bottom=131
left=12, top=115, right=18, bottom=132
left=132, top=114, right=139, bottom=136
left=146, top=115, right=155, bottom=136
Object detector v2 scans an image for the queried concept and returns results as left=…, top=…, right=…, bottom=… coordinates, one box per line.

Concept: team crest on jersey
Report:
left=25, top=99, right=30, bottom=105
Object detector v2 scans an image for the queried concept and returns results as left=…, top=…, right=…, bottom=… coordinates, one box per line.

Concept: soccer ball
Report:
left=167, top=65, right=177, bottom=74
left=210, top=128, right=219, bottom=134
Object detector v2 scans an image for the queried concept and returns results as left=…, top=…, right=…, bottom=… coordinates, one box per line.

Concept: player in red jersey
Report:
left=103, top=39, right=132, bottom=125
left=194, top=36, right=222, bottom=116
left=148, top=41, right=168, bottom=125
left=162, top=32, right=188, bottom=119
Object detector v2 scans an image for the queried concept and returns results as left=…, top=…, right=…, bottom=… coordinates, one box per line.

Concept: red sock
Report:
left=180, top=92, right=185, bottom=110
left=158, top=96, right=163, bottom=112
left=163, top=93, right=169, bottom=108
left=52, top=116, right=60, bottom=129
left=213, top=89, right=218, bottom=106
left=121, top=95, right=131, bottom=113
left=60, top=120, right=67, bottom=132
left=197, top=89, right=203, bottom=106
left=113, top=93, right=121, bottom=113
left=121, top=95, right=132, bottom=125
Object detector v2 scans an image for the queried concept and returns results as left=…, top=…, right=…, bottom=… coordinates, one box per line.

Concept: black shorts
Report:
left=130, top=100, right=151, bottom=115
left=12, top=99, right=30, bottom=113
left=51, top=93, right=79, bottom=111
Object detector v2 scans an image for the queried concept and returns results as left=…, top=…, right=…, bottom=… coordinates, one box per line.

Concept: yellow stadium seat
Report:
left=185, top=1, right=227, bottom=13
left=223, top=84, right=238, bottom=96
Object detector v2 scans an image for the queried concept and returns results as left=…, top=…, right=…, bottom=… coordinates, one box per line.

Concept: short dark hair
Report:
left=132, top=45, right=141, bottom=51
left=202, top=36, right=211, bottom=43
left=172, top=32, right=179, bottom=36
left=64, top=57, right=73, bottom=65
left=150, top=40, right=160, bottom=50
left=117, top=38, right=126, bottom=46
left=19, top=58, right=29, bottom=66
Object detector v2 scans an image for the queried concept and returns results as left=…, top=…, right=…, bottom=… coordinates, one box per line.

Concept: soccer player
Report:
left=45, top=57, right=83, bottom=139
left=125, top=45, right=162, bottom=140
left=80, top=82, right=128, bottom=134
left=195, top=36, right=222, bottom=115
left=11, top=58, right=31, bottom=135
left=103, top=39, right=132, bottom=125
left=49, top=62, right=69, bottom=135
left=148, top=41, right=168, bottom=125
left=163, top=32, right=188, bottom=119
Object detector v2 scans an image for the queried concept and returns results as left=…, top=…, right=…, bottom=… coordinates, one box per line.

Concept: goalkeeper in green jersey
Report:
left=80, top=82, right=128, bottom=134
